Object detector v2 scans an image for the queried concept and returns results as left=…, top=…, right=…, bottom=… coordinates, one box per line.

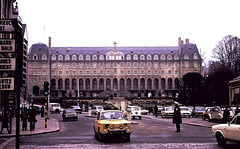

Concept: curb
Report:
left=0, top=119, right=60, bottom=138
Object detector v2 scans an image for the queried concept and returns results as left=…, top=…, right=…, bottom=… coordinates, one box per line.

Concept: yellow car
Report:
left=94, top=110, right=131, bottom=141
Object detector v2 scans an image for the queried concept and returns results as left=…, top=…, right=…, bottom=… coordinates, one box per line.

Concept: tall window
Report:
left=65, top=54, right=70, bottom=60
left=79, top=54, right=83, bottom=60
left=86, top=54, right=91, bottom=60
left=72, top=54, right=77, bottom=60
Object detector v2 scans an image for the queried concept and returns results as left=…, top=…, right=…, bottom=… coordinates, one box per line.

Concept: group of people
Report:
left=21, top=106, right=37, bottom=131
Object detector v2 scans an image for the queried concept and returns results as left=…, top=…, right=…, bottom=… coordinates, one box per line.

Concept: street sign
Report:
left=0, top=20, right=15, bottom=32
left=0, top=77, right=14, bottom=90
left=0, top=58, right=16, bottom=71
left=0, top=39, right=15, bottom=52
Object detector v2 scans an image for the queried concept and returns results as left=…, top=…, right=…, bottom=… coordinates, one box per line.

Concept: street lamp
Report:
left=48, top=37, right=70, bottom=118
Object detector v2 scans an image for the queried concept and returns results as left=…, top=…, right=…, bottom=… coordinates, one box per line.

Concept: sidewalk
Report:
left=143, top=114, right=220, bottom=128
left=0, top=114, right=60, bottom=138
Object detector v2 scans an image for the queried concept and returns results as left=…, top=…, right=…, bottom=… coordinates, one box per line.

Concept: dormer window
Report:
left=184, top=53, right=190, bottom=60
left=127, top=55, right=131, bottom=60
left=51, top=54, right=56, bottom=60
left=167, top=54, right=172, bottom=60
left=140, top=54, right=145, bottom=60
left=86, top=54, right=91, bottom=60
left=193, top=53, right=198, bottom=59
left=93, top=54, right=97, bottom=60
left=154, top=54, right=158, bottom=60
left=147, top=54, right=152, bottom=60
left=33, top=53, right=38, bottom=60
left=160, top=54, right=165, bottom=60
left=42, top=54, right=47, bottom=60
left=65, top=54, right=70, bottom=60
left=58, top=55, right=63, bottom=60
left=72, top=54, right=77, bottom=60
left=79, top=54, right=84, bottom=60
left=133, top=54, right=138, bottom=60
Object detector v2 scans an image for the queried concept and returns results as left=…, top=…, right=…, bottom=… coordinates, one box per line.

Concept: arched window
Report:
left=92, top=54, right=97, bottom=60
left=147, top=54, right=152, bottom=60
left=160, top=54, right=165, bottom=60
left=133, top=54, right=138, bottom=60
left=33, top=53, right=38, bottom=60
left=140, top=54, right=145, bottom=60
left=65, top=54, right=70, bottom=60
left=99, top=55, right=104, bottom=60
left=167, top=54, right=172, bottom=60
left=42, top=54, right=47, bottom=60
left=154, top=54, right=158, bottom=60
left=193, top=53, right=198, bottom=59
left=79, top=54, right=84, bottom=60
left=86, top=54, right=91, bottom=60
left=58, top=55, right=63, bottom=60
left=174, top=54, right=179, bottom=60
left=51, top=54, right=56, bottom=60
left=184, top=53, right=189, bottom=59
left=72, top=54, right=77, bottom=60
left=127, top=54, right=131, bottom=60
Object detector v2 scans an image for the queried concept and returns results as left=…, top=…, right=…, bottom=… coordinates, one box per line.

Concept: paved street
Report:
left=1, top=112, right=240, bottom=149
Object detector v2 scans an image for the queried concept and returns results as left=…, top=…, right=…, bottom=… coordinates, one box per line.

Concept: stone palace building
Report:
left=27, top=37, right=202, bottom=102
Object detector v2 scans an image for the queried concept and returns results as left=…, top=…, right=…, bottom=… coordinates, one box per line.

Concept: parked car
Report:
left=49, top=103, right=61, bottom=114
left=212, top=113, right=240, bottom=146
left=62, top=109, right=78, bottom=121
left=203, top=106, right=223, bottom=122
left=140, top=107, right=148, bottom=115
left=180, top=106, right=191, bottom=118
left=94, top=110, right=131, bottom=141
left=127, top=106, right=142, bottom=120
left=71, top=105, right=82, bottom=114
left=221, top=107, right=235, bottom=120
left=161, top=107, right=174, bottom=118
left=157, top=106, right=164, bottom=115
left=191, top=106, right=205, bottom=118
left=202, top=107, right=214, bottom=120
left=91, top=106, right=104, bottom=115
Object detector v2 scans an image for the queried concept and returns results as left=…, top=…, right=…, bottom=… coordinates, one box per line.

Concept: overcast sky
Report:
left=18, top=0, right=240, bottom=62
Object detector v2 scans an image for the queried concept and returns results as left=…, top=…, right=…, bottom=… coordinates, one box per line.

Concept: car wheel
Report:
left=76, top=117, right=78, bottom=121
left=139, top=116, right=142, bottom=120
left=132, top=116, right=135, bottom=120
left=216, top=133, right=226, bottom=146
left=208, top=118, right=211, bottom=122
left=125, top=134, right=130, bottom=142
left=202, top=116, right=205, bottom=120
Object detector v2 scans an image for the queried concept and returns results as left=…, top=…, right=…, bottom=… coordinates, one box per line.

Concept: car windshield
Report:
left=196, top=107, right=205, bottom=111
left=53, top=104, right=60, bottom=107
left=180, top=108, right=188, bottom=111
left=65, top=109, right=75, bottom=113
left=98, top=107, right=103, bottom=110
left=132, top=107, right=140, bottom=111
left=72, top=106, right=80, bottom=109
left=101, top=112, right=124, bottom=120
left=166, top=108, right=174, bottom=111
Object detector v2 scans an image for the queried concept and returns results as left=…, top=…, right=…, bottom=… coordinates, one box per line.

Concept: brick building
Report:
left=27, top=37, right=202, bottom=103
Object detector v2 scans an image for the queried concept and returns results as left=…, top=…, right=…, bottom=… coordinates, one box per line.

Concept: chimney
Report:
left=178, top=37, right=183, bottom=55
left=185, top=38, right=189, bottom=44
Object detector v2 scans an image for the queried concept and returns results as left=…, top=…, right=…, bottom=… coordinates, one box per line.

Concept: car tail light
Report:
left=125, top=124, right=129, bottom=129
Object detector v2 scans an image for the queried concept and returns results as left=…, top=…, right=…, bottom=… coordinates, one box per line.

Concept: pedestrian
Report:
left=21, top=107, right=28, bottom=131
left=223, top=107, right=230, bottom=123
left=28, top=106, right=37, bottom=131
left=0, top=111, right=11, bottom=134
left=154, top=105, right=158, bottom=117
left=235, top=106, right=240, bottom=116
left=173, top=104, right=182, bottom=132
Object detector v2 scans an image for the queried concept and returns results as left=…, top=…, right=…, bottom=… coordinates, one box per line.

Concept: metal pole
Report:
left=48, top=37, right=51, bottom=119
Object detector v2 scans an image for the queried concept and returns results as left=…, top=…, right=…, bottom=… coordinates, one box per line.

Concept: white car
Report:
left=91, top=106, right=104, bottom=115
left=180, top=107, right=191, bottom=118
left=127, top=106, right=142, bottom=120
left=212, top=113, right=240, bottom=146
left=161, top=107, right=174, bottom=118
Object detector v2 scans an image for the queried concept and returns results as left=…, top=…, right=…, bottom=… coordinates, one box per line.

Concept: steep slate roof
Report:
left=50, top=46, right=179, bottom=55
left=28, top=42, right=200, bottom=60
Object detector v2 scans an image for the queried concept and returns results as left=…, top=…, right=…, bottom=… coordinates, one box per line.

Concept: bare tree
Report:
left=212, top=35, right=240, bottom=76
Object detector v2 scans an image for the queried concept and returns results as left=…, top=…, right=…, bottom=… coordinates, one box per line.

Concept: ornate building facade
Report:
left=27, top=38, right=202, bottom=102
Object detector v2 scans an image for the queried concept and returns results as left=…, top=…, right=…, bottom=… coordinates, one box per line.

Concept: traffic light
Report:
left=138, top=92, right=141, bottom=99
left=44, top=81, right=49, bottom=95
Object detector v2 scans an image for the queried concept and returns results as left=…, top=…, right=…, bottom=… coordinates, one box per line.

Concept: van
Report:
left=49, top=103, right=61, bottom=113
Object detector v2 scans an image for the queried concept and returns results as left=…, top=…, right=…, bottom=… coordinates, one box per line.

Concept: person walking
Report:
left=21, top=107, right=28, bottom=131
left=223, top=107, right=230, bottom=123
left=235, top=106, right=240, bottom=116
left=28, top=106, right=37, bottom=131
left=173, top=104, right=182, bottom=132
left=0, top=111, right=11, bottom=134
left=154, top=105, right=158, bottom=117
